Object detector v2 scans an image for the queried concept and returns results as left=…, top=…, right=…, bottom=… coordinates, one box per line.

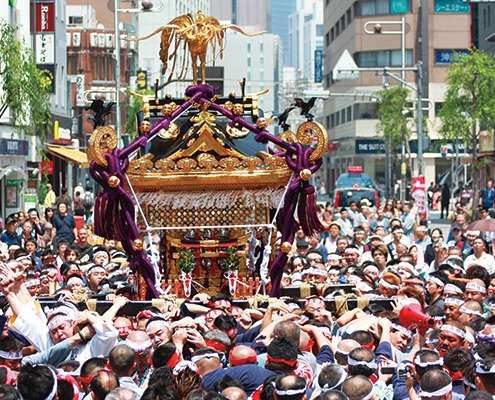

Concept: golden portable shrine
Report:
left=86, top=11, right=328, bottom=300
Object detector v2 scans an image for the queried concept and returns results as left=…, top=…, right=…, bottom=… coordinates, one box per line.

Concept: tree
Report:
left=376, top=85, right=413, bottom=198
left=123, top=88, right=154, bottom=139
left=0, top=19, right=51, bottom=140
left=438, top=48, right=495, bottom=216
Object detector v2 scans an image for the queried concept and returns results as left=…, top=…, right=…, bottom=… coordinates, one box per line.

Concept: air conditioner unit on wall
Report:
left=66, top=32, right=71, bottom=47
left=106, top=34, right=114, bottom=48
left=98, top=33, right=105, bottom=48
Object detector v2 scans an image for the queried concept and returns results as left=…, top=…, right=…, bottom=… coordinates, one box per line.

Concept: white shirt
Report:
left=464, top=252, right=495, bottom=274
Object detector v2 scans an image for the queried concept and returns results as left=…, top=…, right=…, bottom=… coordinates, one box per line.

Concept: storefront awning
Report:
left=462, top=151, right=494, bottom=165
left=46, top=145, right=89, bottom=168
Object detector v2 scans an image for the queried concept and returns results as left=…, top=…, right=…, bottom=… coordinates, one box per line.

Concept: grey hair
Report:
left=203, top=329, right=231, bottom=346
left=105, top=388, right=140, bottom=400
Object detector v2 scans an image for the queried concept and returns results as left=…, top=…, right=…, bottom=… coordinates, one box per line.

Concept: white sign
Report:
left=75, top=74, right=85, bottom=107
left=332, top=49, right=359, bottom=81
left=36, top=33, right=55, bottom=64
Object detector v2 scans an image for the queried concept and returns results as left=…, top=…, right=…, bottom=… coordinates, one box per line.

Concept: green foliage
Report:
left=0, top=20, right=51, bottom=139
left=376, top=85, right=412, bottom=147
left=437, top=48, right=495, bottom=215
left=220, top=247, right=240, bottom=271
left=178, top=248, right=196, bottom=273
left=438, top=48, right=495, bottom=143
left=123, top=88, right=154, bottom=139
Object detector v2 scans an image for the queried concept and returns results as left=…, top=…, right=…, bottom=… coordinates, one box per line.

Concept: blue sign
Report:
left=0, top=139, right=29, bottom=156
left=435, top=49, right=470, bottom=64
left=434, top=0, right=470, bottom=13
left=356, top=139, right=387, bottom=154
left=314, top=50, right=322, bottom=83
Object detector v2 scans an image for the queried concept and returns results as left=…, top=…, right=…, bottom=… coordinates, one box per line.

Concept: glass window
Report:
left=341, top=109, right=346, bottom=123
left=354, top=103, right=379, bottom=119
left=347, top=106, right=352, bottom=122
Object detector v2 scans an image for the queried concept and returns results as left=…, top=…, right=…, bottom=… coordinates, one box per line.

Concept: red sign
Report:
left=35, top=3, right=55, bottom=33
left=347, top=166, right=363, bottom=174
left=328, top=143, right=341, bottom=151
left=39, top=161, right=54, bottom=175
left=412, top=176, right=427, bottom=218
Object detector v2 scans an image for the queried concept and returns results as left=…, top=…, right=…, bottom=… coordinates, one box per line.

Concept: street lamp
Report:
left=364, top=18, right=406, bottom=81
left=364, top=17, right=406, bottom=199
left=114, top=0, right=164, bottom=145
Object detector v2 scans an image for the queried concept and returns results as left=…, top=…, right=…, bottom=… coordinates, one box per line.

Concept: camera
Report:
left=397, top=365, right=412, bottom=380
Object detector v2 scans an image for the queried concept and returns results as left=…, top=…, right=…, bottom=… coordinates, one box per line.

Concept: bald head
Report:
left=109, top=344, right=136, bottom=377
left=127, top=330, right=149, bottom=343
left=342, top=376, right=373, bottom=400
left=222, top=387, right=247, bottom=400
left=230, top=345, right=257, bottom=366
left=338, top=339, right=361, bottom=354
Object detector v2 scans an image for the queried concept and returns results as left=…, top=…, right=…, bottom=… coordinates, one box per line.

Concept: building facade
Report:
left=323, top=0, right=470, bottom=194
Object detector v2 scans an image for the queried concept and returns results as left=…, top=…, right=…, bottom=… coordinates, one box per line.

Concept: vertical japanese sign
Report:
left=34, top=2, right=55, bottom=91
left=76, top=75, right=85, bottom=106
left=412, top=176, right=427, bottom=219
left=314, top=50, right=323, bottom=83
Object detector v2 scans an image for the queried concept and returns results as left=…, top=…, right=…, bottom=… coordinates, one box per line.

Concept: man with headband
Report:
left=124, top=330, right=153, bottom=387
left=145, top=316, right=171, bottom=348
left=418, top=370, right=453, bottom=400
left=273, top=375, right=307, bottom=400
left=436, top=322, right=467, bottom=356
left=85, top=264, right=108, bottom=294
left=443, top=296, right=464, bottom=323
left=464, top=279, right=489, bottom=314
left=474, top=357, right=495, bottom=396
left=17, top=364, right=58, bottom=400
left=342, top=375, right=378, bottom=400
left=458, top=301, right=484, bottom=326
left=0, top=336, right=23, bottom=371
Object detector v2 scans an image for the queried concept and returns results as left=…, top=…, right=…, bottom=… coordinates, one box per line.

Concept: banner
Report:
left=412, top=176, right=427, bottom=219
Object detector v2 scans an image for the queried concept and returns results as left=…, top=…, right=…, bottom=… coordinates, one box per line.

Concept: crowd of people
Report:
left=0, top=180, right=494, bottom=400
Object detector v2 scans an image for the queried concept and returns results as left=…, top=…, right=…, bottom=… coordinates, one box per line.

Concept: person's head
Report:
left=0, top=336, right=23, bottom=371
left=371, top=244, right=388, bottom=267
left=414, top=349, right=443, bottom=379
left=79, top=357, right=107, bottom=394
left=475, top=357, right=495, bottom=394
left=108, top=344, right=137, bottom=378
left=57, top=203, right=67, bottom=215
left=266, top=338, right=299, bottom=373
left=145, top=317, right=171, bottom=347
left=343, top=247, right=359, bottom=266
left=459, top=301, right=483, bottom=326
left=273, top=375, right=306, bottom=400
left=335, top=339, right=361, bottom=366
left=347, top=348, right=376, bottom=378
left=86, top=265, right=107, bottom=289
left=390, top=321, right=412, bottom=352
left=126, top=330, right=152, bottom=372
left=17, top=364, right=58, bottom=400
left=465, top=279, right=487, bottom=305
left=273, top=321, right=300, bottom=346
left=437, top=322, right=467, bottom=355
left=191, top=348, right=222, bottom=376
left=377, top=272, right=401, bottom=297
left=90, top=370, right=119, bottom=400
left=106, top=388, right=141, bottom=400
left=342, top=375, right=376, bottom=400
left=317, top=364, right=347, bottom=392
left=229, top=345, right=258, bottom=367
left=78, top=229, right=88, bottom=243
left=47, top=312, right=76, bottom=344
left=444, top=295, right=464, bottom=322
left=114, top=317, right=133, bottom=341
left=420, top=370, right=452, bottom=400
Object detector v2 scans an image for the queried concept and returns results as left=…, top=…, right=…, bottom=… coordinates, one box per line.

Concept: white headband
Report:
left=392, top=323, right=413, bottom=338
left=429, top=277, right=445, bottom=287
left=459, top=305, right=483, bottom=317
left=191, top=352, right=220, bottom=363
left=379, top=279, right=400, bottom=290
left=348, top=356, right=377, bottom=370
left=466, top=282, right=486, bottom=293
left=88, top=266, right=106, bottom=276
left=420, top=383, right=452, bottom=398
left=475, top=361, right=495, bottom=375
left=414, top=356, right=443, bottom=368
left=320, top=369, right=347, bottom=392
left=124, top=339, right=152, bottom=352
left=441, top=324, right=466, bottom=339
left=145, top=320, right=170, bottom=333
left=444, top=297, right=464, bottom=307
left=67, top=277, right=84, bottom=286
left=271, top=383, right=307, bottom=397
left=0, top=350, right=22, bottom=360
left=44, top=368, right=58, bottom=400
left=465, top=330, right=475, bottom=344
left=444, top=284, right=463, bottom=294
left=47, top=315, right=73, bottom=331
left=463, top=377, right=476, bottom=389
left=24, top=279, right=40, bottom=288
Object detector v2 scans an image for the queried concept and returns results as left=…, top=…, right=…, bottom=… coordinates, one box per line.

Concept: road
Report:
left=427, top=209, right=452, bottom=236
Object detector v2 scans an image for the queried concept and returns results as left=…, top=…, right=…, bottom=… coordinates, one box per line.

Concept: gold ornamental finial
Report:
left=127, top=11, right=266, bottom=85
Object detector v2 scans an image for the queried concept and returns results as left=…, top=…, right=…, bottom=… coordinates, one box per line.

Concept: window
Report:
left=354, top=49, right=413, bottom=67
left=346, top=8, right=352, bottom=24
left=67, top=55, right=78, bottom=75
left=325, top=32, right=330, bottom=47
left=336, top=112, right=340, bottom=126
left=341, top=109, right=346, bottom=123
left=330, top=27, right=335, bottom=41
left=357, top=0, right=410, bottom=16
left=347, top=106, right=352, bottom=122
left=326, top=115, right=331, bottom=129
left=91, top=55, right=114, bottom=81
left=316, top=24, right=324, bottom=37
left=354, top=103, right=379, bottom=119
left=340, top=16, right=346, bottom=31
left=435, top=102, right=444, bottom=116
left=335, top=21, right=340, bottom=36
left=330, top=113, right=335, bottom=128
left=68, top=16, right=83, bottom=26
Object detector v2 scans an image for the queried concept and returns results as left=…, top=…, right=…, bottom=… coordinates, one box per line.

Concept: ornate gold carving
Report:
left=219, top=157, right=241, bottom=171
left=243, top=157, right=261, bottom=172
left=197, top=153, right=218, bottom=172
left=87, top=126, right=118, bottom=168
left=226, top=124, right=250, bottom=139
left=300, top=169, right=312, bottom=181
left=191, top=110, right=217, bottom=126
left=108, top=176, right=120, bottom=187
left=176, top=158, right=197, bottom=172
left=155, top=159, right=176, bottom=172
left=280, top=242, right=292, bottom=253
left=132, top=238, right=144, bottom=251
left=297, top=121, right=328, bottom=162
left=140, top=120, right=151, bottom=133
left=158, top=122, right=180, bottom=140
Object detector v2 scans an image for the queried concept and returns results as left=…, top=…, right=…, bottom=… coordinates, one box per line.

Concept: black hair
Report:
left=415, top=349, right=442, bottom=378
left=348, top=348, right=375, bottom=378
left=151, top=342, right=177, bottom=369
left=469, top=318, right=487, bottom=332
left=212, top=375, right=244, bottom=392
left=142, top=385, right=180, bottom=400
left=259, top=374, right=281, bottom=400
left=0, top=385, right=20, bottom=400
left=214, top=315, right=237, bottom=330
left=465, top=392, right=494, bottom=400
left=90, top=370, right=119, bottom=400
left=148, top=366, right=173, bottom=387
left=57, top=379, right=75, bottom=400
left=444, top=348, right=475, bottom=372
left=466, top=265, right=490, bottom=287
left=17, top=364, right=56, bottom=400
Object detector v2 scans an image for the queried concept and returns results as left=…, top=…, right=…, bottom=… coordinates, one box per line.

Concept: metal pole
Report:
left=417, top=61, right=423, bottom=176
left=401, top=17, right=405, bottom=82
left=114, top=0, right=122, bottom=146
